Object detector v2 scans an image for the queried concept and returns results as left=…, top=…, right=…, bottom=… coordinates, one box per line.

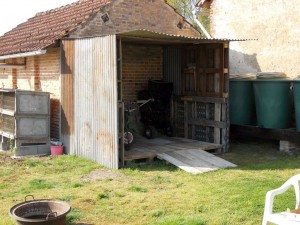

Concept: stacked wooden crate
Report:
left=173, top=43, right=230, bottom=151
left=0, top=89, right=50, bottom=156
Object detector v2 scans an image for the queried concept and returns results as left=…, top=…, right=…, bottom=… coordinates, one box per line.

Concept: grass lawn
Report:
left=1, top=138, right=300, bottom=225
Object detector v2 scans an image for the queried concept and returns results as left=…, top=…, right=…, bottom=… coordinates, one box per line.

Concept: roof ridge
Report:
left=35, top=1, right=77, bottom=16
left=35, top=0, right=97, bottom=17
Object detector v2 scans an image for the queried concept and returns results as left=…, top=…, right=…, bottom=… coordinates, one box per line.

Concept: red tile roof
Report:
left=0, top=0, right=110, bottom=56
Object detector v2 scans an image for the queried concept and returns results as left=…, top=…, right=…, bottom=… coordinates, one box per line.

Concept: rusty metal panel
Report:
left=60, top=40, right=75, bottom=154
left=73, top=35, right=118, bottom=169
left=163, top=47, right=182, bottom=95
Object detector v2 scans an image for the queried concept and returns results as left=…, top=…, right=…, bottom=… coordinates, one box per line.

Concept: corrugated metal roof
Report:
left=118, top=29, right=254, bottom=43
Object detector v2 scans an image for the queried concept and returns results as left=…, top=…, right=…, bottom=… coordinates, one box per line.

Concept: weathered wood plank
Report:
left=175, top=149, right=236, bottom=169
left=157, top=152, right=214, bottom=174
left=169, top=150, right=219, bottom=170
left=221, top=103, right=229, bottom=151
left=167, top=142, right=222, bottom=150
left=186, top=149, right=236, bottom=168
left=148, top=145, right=175, bottom=152
left=124, top=149, right=156, bottom=160
left=214, top=103, right=221, bottom=144
left=186, top=118, right=226, bottom=128
left=219, top=44, right=225, bottom=97
left=124, top=136, right=234, bottom=173
left=184, top=101, right=188, bottom=138
left=165, top=137, right=198, bottom=143
left=181, top=96, right=227, bottom=104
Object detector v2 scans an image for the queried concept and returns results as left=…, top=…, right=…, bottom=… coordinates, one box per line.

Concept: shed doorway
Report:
left=116, top=33, right=230, bottom=168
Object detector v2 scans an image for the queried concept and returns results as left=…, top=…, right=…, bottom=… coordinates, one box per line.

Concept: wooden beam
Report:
left=230, top=125, right=300, bottom=143
left=181, top=96, right=227, bottom=103
left=0, top=64, right=25, bottom=69
left=187, top=119, right=226, bottom=129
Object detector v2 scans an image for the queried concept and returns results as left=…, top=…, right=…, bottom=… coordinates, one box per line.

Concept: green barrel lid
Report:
left=256, top=72, right=287, bottom=79
left=229, top=73, right=256, bottom=80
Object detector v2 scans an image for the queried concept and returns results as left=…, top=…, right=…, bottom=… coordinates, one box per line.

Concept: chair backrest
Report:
left=262, top=174, right=300, bottom=225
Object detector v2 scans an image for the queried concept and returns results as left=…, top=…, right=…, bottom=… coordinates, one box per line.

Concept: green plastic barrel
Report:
left=253, top=72, right=291, bottom=129
left=229, top=74, right=256, bottom=125
left=293, top=79, right=300, bottom=131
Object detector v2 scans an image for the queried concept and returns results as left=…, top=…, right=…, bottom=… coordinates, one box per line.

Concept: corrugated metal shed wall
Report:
left=61, top=40, right=75, bottom=153
left=163, top=47, right=182, bottom=95
left=61, top=36, right=118, bottom=169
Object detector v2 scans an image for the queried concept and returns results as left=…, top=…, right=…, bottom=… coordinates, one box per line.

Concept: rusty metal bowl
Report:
left=10, top=196, right=71, bottom=225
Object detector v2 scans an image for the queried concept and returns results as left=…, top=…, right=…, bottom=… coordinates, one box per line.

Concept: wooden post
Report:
left=214, top=103, right=221, bottom=144
left=214, top=46, right=221, bottom=144
left=119, top=102, right=125, bottom=168
left=222, top=101, right=229, bottom=152
left=184, top=100, right=188, bottom=138
left=191, top=101, right=196, bottom=139
left=117, top=38, right=125, bottom=168
left=222, top=43, right=230, bottom=151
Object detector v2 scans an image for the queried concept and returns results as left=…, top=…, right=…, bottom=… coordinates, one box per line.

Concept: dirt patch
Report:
left=81, top=168, right=126, bottom=182
left=0, top=152, right=24, bottom=166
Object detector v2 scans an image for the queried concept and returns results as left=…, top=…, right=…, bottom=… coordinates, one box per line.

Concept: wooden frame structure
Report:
left=117, top=34, right=230, bottom=167
left=172, top=43, right=230, bottom=151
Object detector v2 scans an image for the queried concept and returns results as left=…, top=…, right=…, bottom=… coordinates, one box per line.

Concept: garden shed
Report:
left=61, top=29, right=234, bottom=169
left=0, top=0, right=240, bottom=170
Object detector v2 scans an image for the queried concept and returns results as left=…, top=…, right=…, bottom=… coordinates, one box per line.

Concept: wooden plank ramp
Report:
left=157, top=149, right=236, bottom=174
left=125, top=136, right=236, bottom=174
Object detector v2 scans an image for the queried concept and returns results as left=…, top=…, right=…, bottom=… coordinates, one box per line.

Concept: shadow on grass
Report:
left=125, top=159, right=178, bottom=172
left=220, top=137, right=300, bottom=171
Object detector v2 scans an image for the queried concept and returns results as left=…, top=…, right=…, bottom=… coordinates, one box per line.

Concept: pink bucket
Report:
left=50, top=146, right=64, bottom=156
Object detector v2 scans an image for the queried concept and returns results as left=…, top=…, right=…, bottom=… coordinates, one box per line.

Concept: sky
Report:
left=0, top=0, right=77, bottom=36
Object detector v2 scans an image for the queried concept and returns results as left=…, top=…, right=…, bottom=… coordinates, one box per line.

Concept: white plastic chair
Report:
left=262, top=174, right=300, bottom=225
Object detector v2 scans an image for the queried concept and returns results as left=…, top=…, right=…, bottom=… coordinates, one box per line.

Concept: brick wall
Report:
left=70, top=0, right=200, bottom=38
left=122, top=43, right=163, bottom=101
left=210, top=0, right=300, bottom=77
left=0, top=48, right=60, bottom=139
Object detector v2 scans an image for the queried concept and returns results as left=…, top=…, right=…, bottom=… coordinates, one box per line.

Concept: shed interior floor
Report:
left=124, top=135, right=222, bottom=161
left=124, top=135, right=236, bottom=174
